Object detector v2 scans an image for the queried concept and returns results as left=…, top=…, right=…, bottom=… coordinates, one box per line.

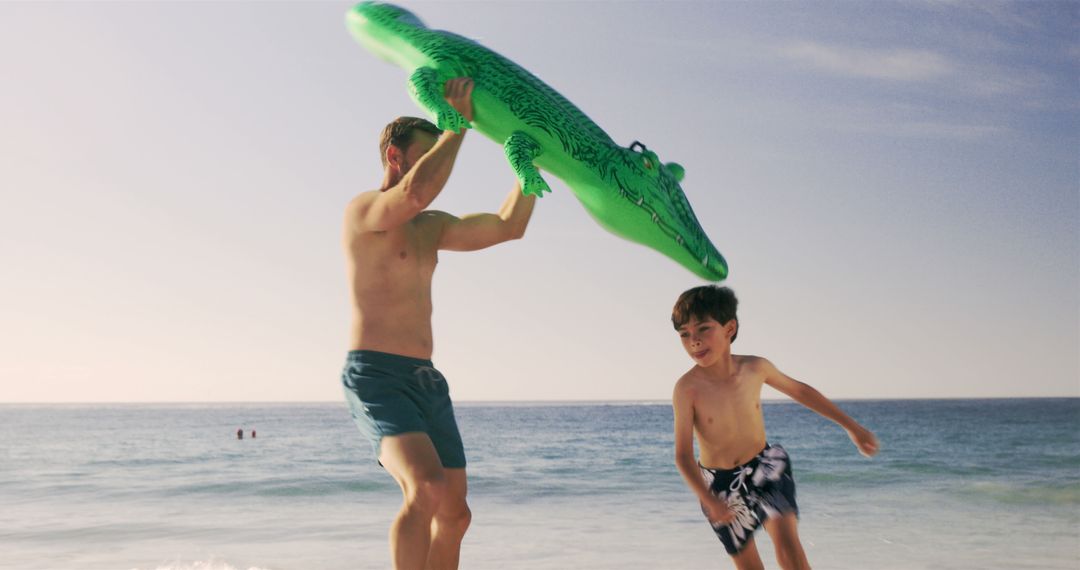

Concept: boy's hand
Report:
left=847, top=425, right=879, bottom=457
left=701, top=494, right=735, bottom=525
left=443, top=77, right=475, bottom=123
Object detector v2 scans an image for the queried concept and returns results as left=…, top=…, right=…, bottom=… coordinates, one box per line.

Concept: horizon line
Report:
left=1, top=395, right=1077, bottom=406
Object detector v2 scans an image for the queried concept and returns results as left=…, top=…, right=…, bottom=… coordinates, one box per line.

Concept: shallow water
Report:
left=1, top=399, right=1077, bottom=569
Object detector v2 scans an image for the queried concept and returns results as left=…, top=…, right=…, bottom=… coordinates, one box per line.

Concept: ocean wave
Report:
left=166, top=477, right=394, bottom=498
left=793, top=471, right=883, bottom=485
left=130, top=560, right=273, bottom=570
left=955, top=480, right=1080, bottom=506
left=253, top=478, right=392, bottom=497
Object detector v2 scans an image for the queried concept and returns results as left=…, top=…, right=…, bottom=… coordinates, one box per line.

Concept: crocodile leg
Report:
left=504, top=131, right=551, bottom=197
left=407, top=67, right=471, bottom=133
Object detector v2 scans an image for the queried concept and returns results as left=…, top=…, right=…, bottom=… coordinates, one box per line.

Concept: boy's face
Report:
left=677, top=315, right=735, bottom=366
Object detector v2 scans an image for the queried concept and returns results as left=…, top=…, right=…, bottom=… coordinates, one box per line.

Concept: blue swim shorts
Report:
left=700, top=444, right=799, bottom=555
left=341, top=350, right=466, bottom=469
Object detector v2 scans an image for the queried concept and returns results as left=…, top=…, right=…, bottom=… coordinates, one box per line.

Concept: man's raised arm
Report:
left=349, top=78, right=475, bottom=233
left=350, top=130, right=464, bottom=232
left=435, top=181, right=537, bottom=251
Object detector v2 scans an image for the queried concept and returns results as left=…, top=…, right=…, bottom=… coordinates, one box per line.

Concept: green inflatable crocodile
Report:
left=346, top=2, right=728, bottom=281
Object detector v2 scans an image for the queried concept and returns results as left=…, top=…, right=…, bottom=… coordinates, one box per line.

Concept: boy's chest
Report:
left=695, top=375, right=762, bottom=415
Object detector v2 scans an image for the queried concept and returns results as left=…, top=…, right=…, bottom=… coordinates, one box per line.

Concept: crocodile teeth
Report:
left=636, top=197, right=644, bottom=206
left=702, top=254, right=709, bottom=265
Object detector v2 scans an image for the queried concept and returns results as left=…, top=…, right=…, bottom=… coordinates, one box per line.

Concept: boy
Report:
left=671, top=286, right=878, bottom=570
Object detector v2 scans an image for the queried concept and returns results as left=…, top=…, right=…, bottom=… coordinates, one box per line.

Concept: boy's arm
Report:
left=436, top=181, right=537, bottom=251
left=673, top=379, right=733, bottom=523
left=761, top=358, right=880, bottom=457
left=351, top=78, right=474, bottom=233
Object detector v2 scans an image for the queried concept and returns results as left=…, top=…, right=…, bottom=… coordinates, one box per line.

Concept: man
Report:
left=341, top=77, right=537, bottom=570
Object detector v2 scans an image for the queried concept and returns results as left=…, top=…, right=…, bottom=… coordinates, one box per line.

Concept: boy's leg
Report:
left=729, top=537, right=766, bottom=570
left=426, top=467, right=470, bottom=570
left=379, top=432, right=450, bottom=570
left=762, top=514, right=811, bottom=570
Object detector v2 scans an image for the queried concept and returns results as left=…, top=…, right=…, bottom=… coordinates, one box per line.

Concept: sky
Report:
left=1, top=1, right=1076, bottom=403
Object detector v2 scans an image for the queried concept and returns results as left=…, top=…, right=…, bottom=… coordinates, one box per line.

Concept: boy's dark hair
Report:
left=671, top=285, right=739, bottom=342
left=379, top=116, right=441, bottom=167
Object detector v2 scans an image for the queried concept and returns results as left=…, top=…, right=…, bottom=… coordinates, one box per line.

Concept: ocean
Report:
left=1, top=399, right=1077, bottom=570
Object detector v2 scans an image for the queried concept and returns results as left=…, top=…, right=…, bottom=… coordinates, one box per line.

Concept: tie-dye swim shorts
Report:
left=699, top=444, right=799, bottom=554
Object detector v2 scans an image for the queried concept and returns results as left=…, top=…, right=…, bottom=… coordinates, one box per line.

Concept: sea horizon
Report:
left=3, top=395, right=1077, bottom=406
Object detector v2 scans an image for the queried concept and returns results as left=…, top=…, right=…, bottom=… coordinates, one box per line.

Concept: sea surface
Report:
left=1, top=399, right=1077, bottom=570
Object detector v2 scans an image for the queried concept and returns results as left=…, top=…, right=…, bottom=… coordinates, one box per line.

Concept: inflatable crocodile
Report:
left=346, top=2, right=728, bottom=281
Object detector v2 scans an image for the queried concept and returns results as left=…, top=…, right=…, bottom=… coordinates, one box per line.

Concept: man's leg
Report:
left=379, top=432, right=449, bottom=570
left=729, top=537, right=765, bottom=570
left=763, top=514, right=811, bottom=570
left=426, top=467, right=470, bottom=570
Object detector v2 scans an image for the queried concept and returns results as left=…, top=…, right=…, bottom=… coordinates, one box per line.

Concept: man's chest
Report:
left=364, top=224, right=439, bottom=271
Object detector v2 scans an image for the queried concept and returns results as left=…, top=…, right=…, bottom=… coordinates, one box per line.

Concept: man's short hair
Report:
left=671, top=285, right=739, bottom=342
left=379, top=116, right=441, bottom=167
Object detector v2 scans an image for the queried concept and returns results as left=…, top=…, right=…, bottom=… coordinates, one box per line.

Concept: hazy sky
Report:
left=1, top=1, right=1076, bottom=402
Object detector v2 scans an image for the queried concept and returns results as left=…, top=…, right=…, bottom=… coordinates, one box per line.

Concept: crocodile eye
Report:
left=643, top=157, right=654, bottom=170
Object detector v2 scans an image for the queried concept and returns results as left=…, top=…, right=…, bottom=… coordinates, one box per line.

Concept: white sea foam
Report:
left=131, top=561, right=271, bottom=570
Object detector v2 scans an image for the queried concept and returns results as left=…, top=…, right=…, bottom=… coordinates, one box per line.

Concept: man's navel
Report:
left=399, top=250, right=407, bottom=260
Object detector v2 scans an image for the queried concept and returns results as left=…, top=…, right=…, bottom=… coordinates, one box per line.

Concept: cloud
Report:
left=779, top=41, right=954, bottom=82
left=764, top=99, right=1011, bottom=141
left=969, top=1, right=1043, bottom=30
left=838, top=119, right=1007, bottom=140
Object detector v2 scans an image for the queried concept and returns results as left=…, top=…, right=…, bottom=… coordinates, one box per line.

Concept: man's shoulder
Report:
left=343, top=190, right=383, bottom=227
left=346, top=195, right=445, bottom=234
left=413, top=209, right=455, bottom=234
left=415, top=209, right=453, bottom=222
left=346, top=188, right=383, bottom=208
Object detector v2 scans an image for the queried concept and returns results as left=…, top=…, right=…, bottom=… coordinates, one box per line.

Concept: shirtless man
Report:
left=670, top=285, right=878, bottom=569
left=341, top=77, right=536, bottom=570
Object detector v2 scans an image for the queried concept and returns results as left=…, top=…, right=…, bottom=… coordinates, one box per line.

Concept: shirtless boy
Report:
left=671, top=285, right=879, bottom=570
left=341, top=77, right=536, bottom=570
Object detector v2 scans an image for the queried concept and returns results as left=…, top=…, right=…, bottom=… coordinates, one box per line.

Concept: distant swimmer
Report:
left=237, top=428, right=243, bottom=440
left=670, top=286, right=879, bottom=567
left=251, top=429, right=256, bottom=439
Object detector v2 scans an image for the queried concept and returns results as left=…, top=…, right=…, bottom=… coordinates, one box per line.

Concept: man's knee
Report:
left=433, top=498, right=471, bottom=536
left=446, top=503, right=472, bottom=533
left=405, top=475, right=450, bottom=514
